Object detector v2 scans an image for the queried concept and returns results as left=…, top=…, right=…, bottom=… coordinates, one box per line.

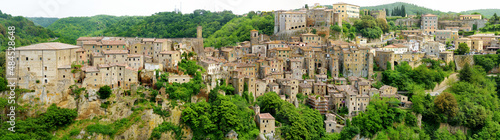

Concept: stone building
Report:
left=221, top=48, right=237, bottom=62
left=401, top=30, right=422, bottom=36
left=274, top=11, right=307, bottom=33
left=379, top=85, right=397, bottom=95
left=158, top=51, right=181, bottom=69
left=81, top=63, right=138, bottom=89
left=439, top=51, right=454, bottom=63
left=469, top=34, right=500, bottom=49
left=299, top=83, right=313, bottom=95
left=332, top=2, right=360, bottom=20
left=127, top=54, right=143, bottom=70
left=306, top=8, right=341, bottom=27
left=435, top=30, right=459, bottom=42
left=301, top=33, right=323, bottom=45
left=421, top=14, right=438, bottom=34
left=225, top=130, right=238, bottom=140
left=252, top=45, right=267, bottom=57
left=380, top=44, right=409, bottom=54
left=307, top=96, right=329, bottom=114
left=325, top=113, right=344, bottom=133
left=9, top=42, right=84, bottom=103
left=199, top=60, right=221, bottom=90
left=395, top=18, right=420, bottom=28
left=460, top=15, right=481, bottom=20
left=374, top=50, right=395, bottom=70
left=168, top=74, right=191, bottom=84
left=339, top=45, right=373, bottom=78
left=455, top=38, right=483, bottom=52
left=438, top=19, right=487, bottom=31
left=256, top=113, right=275, bottom=134
left=421, top=41, right=446, bottom=56
left=445, top=26, right=472, bottom=32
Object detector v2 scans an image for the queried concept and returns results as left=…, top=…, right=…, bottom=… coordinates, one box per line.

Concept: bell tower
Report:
left=197, top=26, right=202, bottom=38
left=250, top=29, right=259, bottom=46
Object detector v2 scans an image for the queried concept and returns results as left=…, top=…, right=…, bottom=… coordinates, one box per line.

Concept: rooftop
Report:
left=103, top=50, right=128, bottom=54
left=258, top=113, right=275, bottom=120
left=16, top=42, right=81, bottom=51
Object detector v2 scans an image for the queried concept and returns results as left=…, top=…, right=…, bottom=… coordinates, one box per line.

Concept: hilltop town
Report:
left=2, top=2, right=500, bottom=140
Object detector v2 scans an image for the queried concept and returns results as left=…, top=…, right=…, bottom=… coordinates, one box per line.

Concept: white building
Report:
left=421, top=41, right=446, bottom=56
left=379, top=44, right=408, bottom=54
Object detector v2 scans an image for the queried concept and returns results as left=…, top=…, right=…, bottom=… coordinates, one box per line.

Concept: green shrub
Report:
left=86, top=123, right=116, bottom=136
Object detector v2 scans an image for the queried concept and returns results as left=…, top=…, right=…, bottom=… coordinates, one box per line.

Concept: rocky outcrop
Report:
left=107, top=102, right=133, bottom=121
left=113, top=110, right=164, bottom=140
left=439, top=123, right=468, bottom=135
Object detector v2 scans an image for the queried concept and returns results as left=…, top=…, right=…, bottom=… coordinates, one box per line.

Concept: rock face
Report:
left=113, top=110, right=164, bottom=140
left=77, top=92, right=105, bottom=120
left=439, top=123, right=468, bottom=135
left=107, top=102, right=134, bottom=121
left=160, top=100, right=193, bottom=140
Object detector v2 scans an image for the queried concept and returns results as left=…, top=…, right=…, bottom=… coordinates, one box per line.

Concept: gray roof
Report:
left=17, top=42, right=81, bottom=51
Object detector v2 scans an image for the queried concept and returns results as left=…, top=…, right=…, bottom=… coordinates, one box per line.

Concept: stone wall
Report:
left=439, top=123, right=468, bottom=135
left=454, top=55, right=474, bottom=70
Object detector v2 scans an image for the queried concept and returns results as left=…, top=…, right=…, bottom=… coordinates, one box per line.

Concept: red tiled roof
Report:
left=259, top=113, right=275, bottom=120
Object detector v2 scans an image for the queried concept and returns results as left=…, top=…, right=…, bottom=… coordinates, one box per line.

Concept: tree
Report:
left=257, top=92, right=283, bottom=115
left=0, top=77, right=7, bottom=92
left=459, top=64, right=473, bottom=82
left=376, top=18, right=389, bottom=33
left=331, top=24, right=342, bottom=32
left=411, top=91, right=427, bottom=114
left=97, top=85, right=112, bottom=99
left=434, top=92, right=458, bottom=118
left=401, top=5, right=406, bottom=17
left=457, top=43, right=470, bottom=55
left=340, top=119, right=359, bottom=139
left=311, top=28, right=317, bottom=34
left=305, top=4, right=309, bottom=9
left=150, top=89, right=158, bottom=102
left=473, top=54, right=497, bottom=72
left=492, top=13, right=498, bottom=23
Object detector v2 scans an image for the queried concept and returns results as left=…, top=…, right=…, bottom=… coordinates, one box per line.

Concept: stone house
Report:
left=168, top=74, right=191, bottom=84
left=325, top=113, right=344, bottom=133
left=158, top=51, right=181, bottom=69
left=10, top=43, right=82, bottom=98
left=256, top=113, right=276, bottom=134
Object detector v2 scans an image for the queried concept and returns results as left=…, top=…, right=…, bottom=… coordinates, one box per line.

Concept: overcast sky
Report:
left=1, top=0, right=499, bottom=18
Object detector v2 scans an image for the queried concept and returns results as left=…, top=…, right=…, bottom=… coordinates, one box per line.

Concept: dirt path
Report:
left=426, top=73, right=458, bottom=96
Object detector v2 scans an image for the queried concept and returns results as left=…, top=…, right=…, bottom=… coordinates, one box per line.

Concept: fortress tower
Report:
left=250, top=29, right=259, bottom=46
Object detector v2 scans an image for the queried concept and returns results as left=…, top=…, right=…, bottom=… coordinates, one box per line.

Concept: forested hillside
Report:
left=0, top=10, right=57, bottom=49
left=49, top=10, right=273, bottom=48
left=47, top=15, right=136, bottom=44
left=204, top=11, right=274, bottom=48
left=100, top=10, right=237, bottom=39
left=461, top=9, right=500, bottom=18
left=91, top=16, right=145, bottom=37
left=26, top=17, right=59, bottom=27
left=361, top=2, right=444, bottom=15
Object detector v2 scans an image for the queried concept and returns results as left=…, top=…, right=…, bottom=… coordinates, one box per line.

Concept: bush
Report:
left=153, top=105, right=171, bottom=117
left=86, top=123, right=116, bottom=136
left=69, top=128, right=80, bottom=136
left=405, top=112, right=418, bottom=127
left=97, top=85, right=112, bottom=99
left=151, top=122, right=183, bottom=140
